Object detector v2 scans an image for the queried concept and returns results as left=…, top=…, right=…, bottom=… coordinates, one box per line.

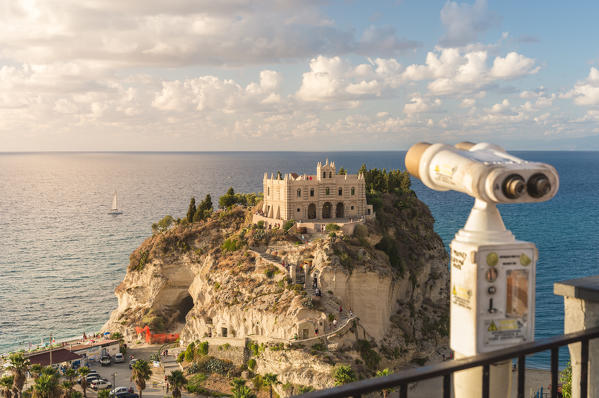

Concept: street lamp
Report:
left=112, top=372, right=117, bottom=392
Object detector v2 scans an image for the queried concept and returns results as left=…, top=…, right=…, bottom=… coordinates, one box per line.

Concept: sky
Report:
left=1, top=0, right=599, bottom=151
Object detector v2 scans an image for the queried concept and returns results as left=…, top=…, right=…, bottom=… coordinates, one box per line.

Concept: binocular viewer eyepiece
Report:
left=405, top=142, right=559, bottom=204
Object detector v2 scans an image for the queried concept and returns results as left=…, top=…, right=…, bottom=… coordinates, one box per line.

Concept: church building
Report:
left=260, top=160, right=373, bottom=222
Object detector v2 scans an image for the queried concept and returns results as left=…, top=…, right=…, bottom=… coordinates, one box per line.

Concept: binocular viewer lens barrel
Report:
left=405, top=142, right=558, bottom=203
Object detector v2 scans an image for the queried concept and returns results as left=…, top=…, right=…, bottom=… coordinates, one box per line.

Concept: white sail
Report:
left=112, top=191, right=118, bottom=210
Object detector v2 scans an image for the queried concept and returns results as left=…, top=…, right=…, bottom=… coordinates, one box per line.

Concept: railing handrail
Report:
left=299, top=325, right=599, bottom=398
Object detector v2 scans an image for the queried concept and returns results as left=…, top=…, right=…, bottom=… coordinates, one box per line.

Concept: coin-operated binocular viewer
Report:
left=405, top=142, right=559, bottom=398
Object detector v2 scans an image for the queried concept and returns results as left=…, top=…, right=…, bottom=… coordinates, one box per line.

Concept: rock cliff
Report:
left=103, top=189, right=450, bottom=390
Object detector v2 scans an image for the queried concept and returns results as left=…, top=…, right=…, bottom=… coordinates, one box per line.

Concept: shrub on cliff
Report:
left=193, top=194, right=213, bottom=222
left=152, top=215, right=174, bottom=234
left=325, top=223, right=340, bottom=232
left=186, top=197, right=196, bottom=223
left=333, top=365, right=356, bottom=386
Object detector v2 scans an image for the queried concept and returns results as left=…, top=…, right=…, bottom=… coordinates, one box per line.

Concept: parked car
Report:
left=109, top=387, right=129, bottom=396
left=84, top=374, right=101, bottom=384
left=115, top=393, right=138, bottom=398
left=114, top=353, right=124, bottom=363
left=128, top=359, right=138, bottom=369
left=100, top=355, right=111, bottom=366
left=91, top=379, right=112, bottom=391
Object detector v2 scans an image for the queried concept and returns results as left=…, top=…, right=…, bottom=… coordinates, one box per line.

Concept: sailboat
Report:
left=108, top=191, right=123, bottom=215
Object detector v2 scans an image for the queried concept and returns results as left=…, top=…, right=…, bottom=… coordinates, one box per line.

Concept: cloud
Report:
left=403, top=95, right=441, bottom=114
left=563, top=67, right=599, bottom=106
left=439, top=0, right=500, bottom=47
left=0, top=0, right=417, bottom=67
left=402, top=48, right=538, bottom=95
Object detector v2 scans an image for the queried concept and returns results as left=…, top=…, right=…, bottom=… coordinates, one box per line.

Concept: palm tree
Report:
left=262, top=374, right=280, bottom=398
left=166, top=371, right=186, bottom=398
left=375, top=368, right=392, bottom=398
left=61, top=368, right=77, bottom=398
left=77, top=367, right=90, bottom=398
left=7, top=353, right=30, bottom=398
left=130, top=360, right=152, bottom=398
left=30, top=365, right=43, bottom=381
left=0, top=375, right=14, bottom=398
left=32, top=372, right=61, bottom=398
left=231, top=385, right=256, bottom=398
left=333, top=365, right=356, bottom=386
left=96, top=390, right=110, bottom=398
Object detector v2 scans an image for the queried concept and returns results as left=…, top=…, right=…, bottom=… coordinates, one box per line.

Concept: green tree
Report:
left=62, top=368, right=77, bottom=398
left=560, top=361, right=572, bottom=398
left=219, top=187, right=237, bottom=209
left=130, top=360, right=152, bottom=398
left=78, top=367, right=90, bottom=398
left=29, top=365, right=43, bottom=381
left=184, top=342, right=195, bottom=362
left=339, top=167, right=347, bottom=175
left=232, top=385, right=256, bottom=398
left=333, top=365, right=356, bottom=386
left=194, top=194, right=213, bottom=222
left=262, top=373, right=280, bottom=398
left=230, top=378, right=246, bottom=391
left=7, top=353, right=30, bottom=398
left=96, top=390, right=110, bottom=398
left=32, top=372, right=61, bottom=398
left=0, top=375, right=14, bottom=398
left=187, top=197, right=196, bottom=223
left=166, top=370, right=187, bottom=398
left=152, top=215, right=174, bottom=234
left=375, top=369, right=392, bottom=398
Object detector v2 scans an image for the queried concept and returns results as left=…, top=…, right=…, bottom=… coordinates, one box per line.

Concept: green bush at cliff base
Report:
left=176, top=352, right=185, bottom=363
left=325, top=223, right=340, bottom=232
left=193, top=356, right=234, bottom=375
left=247, top=358, right=256, bottom=371
left=185, top=373, right=207, bottom=393
left=356, top=340, right=381, bottom=371
left=333, top=365, right=356, bottom=386
left=222, top=238, right=242, bottom=252
left=196, top=341, right=209, bottom=356
left=184, top=342, right=196, bottom=362
left=283, top=219, right=295, bottom=231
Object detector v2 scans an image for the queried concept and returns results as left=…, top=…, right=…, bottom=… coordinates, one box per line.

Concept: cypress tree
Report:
left=186, top=197, right=196, bottom=223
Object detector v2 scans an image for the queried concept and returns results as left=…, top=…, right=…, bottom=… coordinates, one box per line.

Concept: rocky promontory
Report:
left=103, top=185, right=450, bottom=392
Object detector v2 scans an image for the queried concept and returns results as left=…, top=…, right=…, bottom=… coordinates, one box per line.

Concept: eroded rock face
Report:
left=103, top=190, right=450, bottom=387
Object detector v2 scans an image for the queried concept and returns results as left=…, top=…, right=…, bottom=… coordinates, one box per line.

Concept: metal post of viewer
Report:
left=405, top=142, right=559, bottom=398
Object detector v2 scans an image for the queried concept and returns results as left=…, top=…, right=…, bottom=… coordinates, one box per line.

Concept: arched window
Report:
left=329, top=172, right=332, bottom=178
left=325, top=187, right=330, bottom=195
left=322, top=172, right=326, bottom=178
left=351, top=187, right=355, bottom=195
left=338, top=188, right=342, bottom=196
left=268, top=187, right=270, bottom=196
left=297, top=188, right=301, bottom=198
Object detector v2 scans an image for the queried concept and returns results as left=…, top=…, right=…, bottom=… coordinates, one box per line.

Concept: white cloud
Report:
left=439, top=0, right=500, bottom=47
left=403, top=95, right=441, bottom=115
left=0, top=0, right=416, bottom=67
left=490, top=52, right=540, bottom=78
left=401, top=48, right=538, bottom=95
left=563, top=67, right=599, bottom=106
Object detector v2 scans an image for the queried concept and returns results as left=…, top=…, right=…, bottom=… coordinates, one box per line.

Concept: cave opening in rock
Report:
left=177, top=294, right=194, bottom=322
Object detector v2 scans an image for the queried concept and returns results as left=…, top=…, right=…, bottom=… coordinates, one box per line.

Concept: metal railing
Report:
left=299, top=326, right=599, bottom=398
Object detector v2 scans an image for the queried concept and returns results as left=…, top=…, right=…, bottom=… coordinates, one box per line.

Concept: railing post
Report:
left=555, top=276, right=599, bottom=398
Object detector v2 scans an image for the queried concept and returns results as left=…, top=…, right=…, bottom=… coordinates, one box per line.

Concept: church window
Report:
left=322, top=172, right=326, bottom=178
left=310, top=188, right=314, bottom=197
left=351, top=187, right=355, bottom=195
left=297, top=188, right=301, bottom=197
left=268, top=187, right=270, bottom=196
left=326, top=187, right=330, bottom=195
left=329, top=172, right=332, bottom=178
left=351, top=206, right=354, bottom=210
left=297, top=208, right=300, bottom=212
left=338, top=188, right=342, bottom=196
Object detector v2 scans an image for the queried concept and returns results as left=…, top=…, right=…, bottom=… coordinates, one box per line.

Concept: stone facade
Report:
left=261, top=160, right=373, bottom=222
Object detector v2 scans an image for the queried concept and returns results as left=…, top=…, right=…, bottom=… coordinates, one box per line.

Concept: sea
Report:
left=0, top=151, right=597, bottom=369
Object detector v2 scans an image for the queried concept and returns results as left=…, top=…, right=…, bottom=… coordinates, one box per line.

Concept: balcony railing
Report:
left=299, top=325, right=599, bottom=398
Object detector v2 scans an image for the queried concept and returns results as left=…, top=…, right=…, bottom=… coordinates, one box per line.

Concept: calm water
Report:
left=0, top=151, right=597, bottom=368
